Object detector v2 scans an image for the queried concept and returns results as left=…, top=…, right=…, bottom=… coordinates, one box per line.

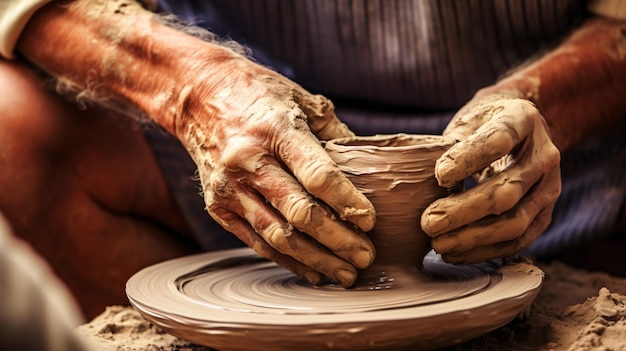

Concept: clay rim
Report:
left=324, top=133, right=456, bottom=152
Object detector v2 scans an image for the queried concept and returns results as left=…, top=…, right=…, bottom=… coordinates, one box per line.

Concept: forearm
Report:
left=15, top=0, right=240, bottom=136
left=477, top=17, right=626, bottom=152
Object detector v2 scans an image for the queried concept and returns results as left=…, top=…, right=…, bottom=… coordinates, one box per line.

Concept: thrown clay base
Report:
left=127, top=248, right=543, bottom=351
left=127, top=134, right=544, bottom=350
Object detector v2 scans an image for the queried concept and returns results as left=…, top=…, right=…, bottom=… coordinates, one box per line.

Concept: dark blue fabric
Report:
left=523, top=123, right=626, bottom=258
left=152, top=0, right=625, bottom=257
left=156, top=1, right=295, bottom=79
left=142, top=123, right=245, bottom=251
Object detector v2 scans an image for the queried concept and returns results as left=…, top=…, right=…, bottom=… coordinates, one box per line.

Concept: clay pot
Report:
left=325, top=134, right=456, bottom=289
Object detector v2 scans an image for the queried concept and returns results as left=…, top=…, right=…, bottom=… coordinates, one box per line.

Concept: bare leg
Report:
left=0, top=60, right=201, bottom=319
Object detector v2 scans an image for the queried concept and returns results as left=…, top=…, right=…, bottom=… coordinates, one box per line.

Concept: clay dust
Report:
left=78, top=260, right=626, bottom=351
left=80, top=134, right=625, bottom=350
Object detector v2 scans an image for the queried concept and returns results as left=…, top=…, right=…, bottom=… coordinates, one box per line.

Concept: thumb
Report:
left=293, top=90, right=355, bottom=140
left=444, top=94, right=519, bottom=142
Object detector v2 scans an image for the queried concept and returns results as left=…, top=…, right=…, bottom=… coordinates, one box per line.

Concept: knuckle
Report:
left=283, top=195, right=315, bottom=226
left=541, top=177, right=562, bottom=204
left=208, top=206, right=237, bottom=229
left=491, top=178, right=524, bottom=214
left=206, top=169, right=232, bottom=198
left=262, top=222, right=292, bottom=250
left=549, top=182, right=562, bottom=201
left=506, top=98, right=538, bottom=119
left=544, top=144, right=561, bottom=167
left=491, top=127, right=518, bottom=155
left=305, top=163, right=340, bottom=194
left=222, top=142, right=268, bottom=172
left=502, top=210, right=530, bottom=240
left=517, top=98, right=538, bottom=111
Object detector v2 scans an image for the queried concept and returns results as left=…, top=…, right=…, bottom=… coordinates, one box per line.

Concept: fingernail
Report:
left=343, top=206, right=376, bottom=232
left=442, top=253, right=464, bottom=264
left=422, top=212, right=448, bottom=235
left=434, top=159, right=459, bottom=188
left=335, top=268, right=357, bottom=288
left=350, top=247, right=375, bottom=269
left=432, top=235, right=460, bottom=253
left=304, top=271, right=325, bottom=286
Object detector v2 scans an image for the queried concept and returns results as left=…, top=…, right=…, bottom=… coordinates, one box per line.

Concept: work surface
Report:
left=78, top=260, right=626, bottom=351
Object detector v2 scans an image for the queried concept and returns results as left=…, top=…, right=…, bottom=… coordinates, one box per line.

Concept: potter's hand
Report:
left=182, top=56, right=375, bottom=287
left=421, top=94, right=561, bottom=264
left=13, top=0, right=375, bottom=286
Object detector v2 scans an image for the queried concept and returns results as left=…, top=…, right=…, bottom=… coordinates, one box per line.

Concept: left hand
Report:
left=421, top=94, right=562, bottom=264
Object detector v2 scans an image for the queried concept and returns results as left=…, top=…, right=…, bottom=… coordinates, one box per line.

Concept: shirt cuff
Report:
left=0, top=0, right=53, bottom=59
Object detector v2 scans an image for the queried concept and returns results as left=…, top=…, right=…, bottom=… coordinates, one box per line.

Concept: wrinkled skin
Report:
left=177, top=56, right=376, bottom=287
left=14, top=0, right=376, bottom=288
left=422, top=94, right=562, bottom=264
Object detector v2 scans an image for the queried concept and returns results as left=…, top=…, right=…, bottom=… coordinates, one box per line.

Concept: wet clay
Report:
left=126, top=133, right=544, bottom=350
left=126, top=134, right=543, bottom=350
left=127, top=248, right=543, bottom=351
left=325, top=134, right=455, bottom=288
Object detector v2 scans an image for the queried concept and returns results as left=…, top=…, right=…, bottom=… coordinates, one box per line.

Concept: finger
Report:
left=292, top=90, right=355, bottom=140
left=276, top=122, right=377, bottom=232
left=443, top=94, right=516, bottom=142
left=253, top=159, right=375, bottom=270
left=422, top=166, right=529, bottom=236
left=209, top=206, right=326, bottom=285
left=436, top=100, right=537, bottom=187
left=441, top=205, right=554, bottom=264
left=209, top=190, right=361, bottom=288
left=425, top=116, right=561, bottom=237
left=433, top=166, right=560, bottom=261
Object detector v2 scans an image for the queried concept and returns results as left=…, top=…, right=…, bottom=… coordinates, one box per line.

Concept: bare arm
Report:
left=16, top=0, right=224, bottom=134
left=423, top=15, right=626, bottom=263
left=475, top=17, right=626, bottom=152
left=15, top=0, right=376, bottom=287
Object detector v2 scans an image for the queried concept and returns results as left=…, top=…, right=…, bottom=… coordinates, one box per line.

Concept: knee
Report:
left=0, top=60, right=77, bottom=227
left=0, top=60, right=75, bottom=152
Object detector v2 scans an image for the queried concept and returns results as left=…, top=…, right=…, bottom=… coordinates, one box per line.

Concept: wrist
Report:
left=128, top=23, right=246, bottom=138
left=474, top=18, right=626, bottom=152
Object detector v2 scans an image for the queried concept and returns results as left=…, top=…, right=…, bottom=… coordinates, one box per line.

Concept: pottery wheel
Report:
left=126, top=247, right=543, bottom=351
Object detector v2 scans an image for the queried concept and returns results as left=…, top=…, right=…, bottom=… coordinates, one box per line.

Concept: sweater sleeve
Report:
left=0, top=0, right=53, bottom=59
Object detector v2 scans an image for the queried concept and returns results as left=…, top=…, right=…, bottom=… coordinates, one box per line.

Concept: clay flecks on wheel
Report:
left=126, top=248, right=543, bottom=351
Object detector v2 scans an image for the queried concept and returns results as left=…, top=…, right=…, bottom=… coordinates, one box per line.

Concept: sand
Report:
left=77, top=260, right=626, bottom=351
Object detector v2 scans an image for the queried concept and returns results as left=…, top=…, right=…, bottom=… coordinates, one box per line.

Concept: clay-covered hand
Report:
left=179, top=55, right=376, bottom=287
left=421, top=94, right=561, bottom=264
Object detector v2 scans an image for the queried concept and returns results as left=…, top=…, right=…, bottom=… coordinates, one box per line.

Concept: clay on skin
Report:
left=125, top=133, right=544, bottom=350
left=183, top=89, right=376, bottom=287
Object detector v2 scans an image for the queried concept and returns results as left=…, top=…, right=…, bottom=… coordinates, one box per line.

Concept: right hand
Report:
left=421, top=94, right=561, bottom=263
left=176, top=51, right=376, bottom=287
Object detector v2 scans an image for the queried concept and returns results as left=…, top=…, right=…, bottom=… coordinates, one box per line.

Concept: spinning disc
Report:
left=127, top=247, right=543, bottom=351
